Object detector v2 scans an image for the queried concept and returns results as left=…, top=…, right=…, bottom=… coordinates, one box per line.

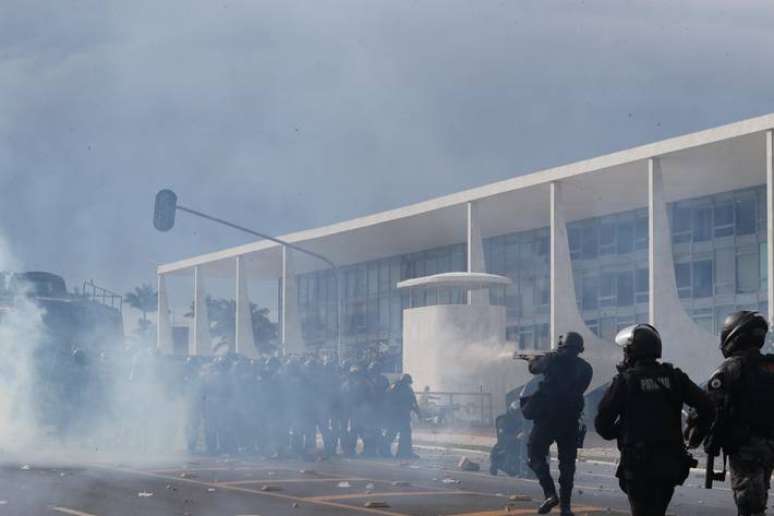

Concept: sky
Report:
left=2, top=0, right=774, bottom=317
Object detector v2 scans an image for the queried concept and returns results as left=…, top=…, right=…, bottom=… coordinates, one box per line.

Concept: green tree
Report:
left=125, top=283, right=158, bottom=334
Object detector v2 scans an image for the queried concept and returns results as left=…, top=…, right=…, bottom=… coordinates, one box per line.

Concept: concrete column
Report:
left=549, top=181, right=618, bottom=389
left=281, top=246, right=304, bottom=355
left=156, top=274, right=174, bottom=354
left=235, top=256, right=257, bottom=358
left=550, top=182, right=559, bottom=348
left=466, top=201, right=488, bottom=305
left=648, top=157, right=714, bottom=380
left=767, top=130, right=774, bottom=325
left=192, top=265, right=211, bottom=355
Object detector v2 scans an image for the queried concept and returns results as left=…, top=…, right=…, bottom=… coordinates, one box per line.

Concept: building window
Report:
left=736, top=196, right=757, bottom=236
left=635, top=268, right=649, bottom=304
left=635, top=212, right=648, bottom=250
left=692, top=308, right=714, bottom=333
left=672, top=203, right=692, bottom=243
left=581, top=223, right=599, bottom=260
left=714, top=202, right=734, bottom=238
left=693, top=259, right=714, bottom=298
left=693, top=204, right=712, bottom=242
left=599, top=218, right=616, bottom=256
left=675, top=262, right=691, bottom=299
left=599, top=272, right=616, bottom=308
left=617, top=270, right=634, bottom=306
left=617, top=218, right=634, bottom=255
left=737, top=252, right=760, bottom=293
left=582, top=274, right=599, bottom=310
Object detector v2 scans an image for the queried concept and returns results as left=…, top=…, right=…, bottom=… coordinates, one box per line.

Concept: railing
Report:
left=415, top=390, right=494, bottom=427
left=82, top=280, right=123, bottom=311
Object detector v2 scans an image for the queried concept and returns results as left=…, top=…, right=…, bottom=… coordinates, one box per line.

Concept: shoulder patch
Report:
left=707, top=367, right=726, bottom=391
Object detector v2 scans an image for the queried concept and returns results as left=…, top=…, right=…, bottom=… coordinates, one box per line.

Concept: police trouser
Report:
left=527, top=418, right=578, bottom=504
left=620, top=479, right=675, bottom=516
left=729, top=436, right=774, bottom=516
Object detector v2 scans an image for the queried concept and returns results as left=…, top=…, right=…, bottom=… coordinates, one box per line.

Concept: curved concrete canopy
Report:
left=396, top=272, right=512, bottom=291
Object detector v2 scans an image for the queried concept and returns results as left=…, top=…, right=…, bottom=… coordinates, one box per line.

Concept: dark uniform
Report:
left=596, top=323, right=713, bottom=516
left=386, top=374, right=421, bottom=459
left=526, top=332, right=593, bottom=515
left=704, top=311, right=774, bottom=516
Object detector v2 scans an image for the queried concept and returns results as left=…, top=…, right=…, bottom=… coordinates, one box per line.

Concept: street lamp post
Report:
left=154, top=189, right=343, bottom=360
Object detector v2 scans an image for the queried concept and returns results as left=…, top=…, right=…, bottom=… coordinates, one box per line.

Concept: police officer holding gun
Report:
left=699, top=311, right=774, bottom=516
left=518, top=332, right=592, bottom=515
left=595, top=324, right=714, bottom=516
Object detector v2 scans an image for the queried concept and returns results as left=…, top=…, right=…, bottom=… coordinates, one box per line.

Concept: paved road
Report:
left=0, top=446, right=738, bottom=515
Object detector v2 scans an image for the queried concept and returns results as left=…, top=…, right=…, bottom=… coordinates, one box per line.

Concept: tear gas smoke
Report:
left=0, top=238, right=188, bottom=465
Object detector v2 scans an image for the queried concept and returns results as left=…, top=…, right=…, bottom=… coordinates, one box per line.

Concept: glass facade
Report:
left=296, top=184, right=768, bottom=369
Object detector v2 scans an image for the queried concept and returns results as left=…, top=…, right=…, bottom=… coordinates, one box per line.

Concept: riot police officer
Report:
left=385, top=373, right=421, bottom=459
left=704, top=311, right=774, bottom=516
left=526, top=332, right=593, bottom=515
left=595, top=324, right=713, bottom=516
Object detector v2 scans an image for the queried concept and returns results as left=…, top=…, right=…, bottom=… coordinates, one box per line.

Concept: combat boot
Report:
left=559, top=505, right=574, bottom=516
left=537, top=494, right=559, bottom=514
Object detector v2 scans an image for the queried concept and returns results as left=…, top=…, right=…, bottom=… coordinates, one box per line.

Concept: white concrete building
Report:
left=157, top=113, right=774, bottom=400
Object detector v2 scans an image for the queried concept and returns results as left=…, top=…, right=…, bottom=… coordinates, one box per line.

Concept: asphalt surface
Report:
left=0, top=445, right=739, bottom=515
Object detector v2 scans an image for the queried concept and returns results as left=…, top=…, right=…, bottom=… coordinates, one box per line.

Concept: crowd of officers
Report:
left=182, top=355, right=421, bottom=460
left=505, top=310, right=774, bottom=516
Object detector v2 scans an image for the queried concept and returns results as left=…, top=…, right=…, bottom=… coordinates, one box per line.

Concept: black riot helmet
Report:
left=557, top=331, right=584, bottom=353
left=615, top=324, right=662, bottom=364
left=720, top=311, right=769, bottom=358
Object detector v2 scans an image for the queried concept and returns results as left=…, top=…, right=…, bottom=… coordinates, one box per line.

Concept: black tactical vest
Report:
left=737, top=354, right=774, bottom=436
left=620, top=362, right=684, bottom=449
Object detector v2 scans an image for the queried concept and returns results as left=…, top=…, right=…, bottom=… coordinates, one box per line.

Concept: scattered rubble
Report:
left=364, top=501, right=390, bottom=508
left=458, top=457, right=480, bottom=472
left=292, top=503, right=299, bottom=508
left=20, top=465, right=30, bottom=471
left=137, top=492, right=153, bottom=498
left=441, top=478, right=461, bottom=484
left=207, top=488, right=216, bottom=493
left=337, top=481, right=352, bottom=488
left=365, top=482, right=376, bottom=490
left=509, top=494, right=531, bottom=501
left=261, top=485, right=282, bottom=492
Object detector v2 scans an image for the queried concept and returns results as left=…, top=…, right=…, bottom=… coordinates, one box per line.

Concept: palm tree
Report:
left=125, top=283, right=158, bottom=330
left=185, top=296, right=278, bottom=354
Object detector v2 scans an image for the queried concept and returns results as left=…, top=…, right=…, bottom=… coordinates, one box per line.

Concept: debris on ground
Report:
left=137, top=492, right=153, bottom=498
left=509, top=494, right=531, bottom=501
left=207, top=488, right=216, bottom=492
left=458, top=457, right=480, bottom=472
left=261, top=485, right=282, bottom=492
left=337, top=481, right=352, bottom=488
left=300, top=469, right=317, bottom=475
left=165, top=485, right=177, bottom=492
left=391, top=481, right=410, bottom=487
left=292, top=503, right=299, bottom=508
left=20, top=465, right=30, bottom=471
left=179, top=472, right=196, bottom=479
left=364, top=501, right=390, bottom=508
left=441, top=478, right=461, bottom=484
left=365, top=482, right=376, bottom=490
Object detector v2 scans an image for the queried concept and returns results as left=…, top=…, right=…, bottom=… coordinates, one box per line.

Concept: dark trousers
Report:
left=527, top=418, right=578, bottom=505
left=621, top=479, right=675, bottom=516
